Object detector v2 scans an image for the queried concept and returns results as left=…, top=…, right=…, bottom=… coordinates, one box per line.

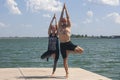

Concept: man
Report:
left=58, top=4, right=84, bottom=78
left=41, top=14, right=59, bottom=76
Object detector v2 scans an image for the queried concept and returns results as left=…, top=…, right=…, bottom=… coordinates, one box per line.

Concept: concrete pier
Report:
left=0, top=68, right=112, bottom=80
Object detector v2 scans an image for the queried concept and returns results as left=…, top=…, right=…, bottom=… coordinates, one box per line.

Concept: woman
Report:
left=41, top=14, right=59, bottom=76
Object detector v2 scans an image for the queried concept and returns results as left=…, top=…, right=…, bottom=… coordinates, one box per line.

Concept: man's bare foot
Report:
left=51, top=74, right=55, bottom=78
left=65, top=73, right=69, bottom=79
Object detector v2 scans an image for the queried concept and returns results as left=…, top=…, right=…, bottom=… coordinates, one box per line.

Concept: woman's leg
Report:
left=51, top=54, right=57, bottom=76
left=41, top=51, right=51, bottom=59
left=51, top=52, right=59, bottom=77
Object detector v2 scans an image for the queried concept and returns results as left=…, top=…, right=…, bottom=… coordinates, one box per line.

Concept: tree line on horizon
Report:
left=0, top=34, right=120, bottom=39
left=71, top=34, right=120, bottom=38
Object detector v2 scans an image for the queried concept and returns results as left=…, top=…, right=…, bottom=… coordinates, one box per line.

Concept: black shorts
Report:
left=60, top=41, right=77, bottom=59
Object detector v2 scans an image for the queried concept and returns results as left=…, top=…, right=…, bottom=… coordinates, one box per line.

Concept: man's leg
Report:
left=74, top=46, right=84, bottom=53
left=67, top=46, right=84, bottom=54
left=66, top=41, right=84, bottom=54
left=60, top=43, right=69, bottom=78
left=63, top=51, right=69, bottom=78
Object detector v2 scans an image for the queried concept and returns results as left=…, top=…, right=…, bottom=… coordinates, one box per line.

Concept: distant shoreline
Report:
left=0, top=34, right=120, bottom=39
left=71, top=34, right=120, bottom=39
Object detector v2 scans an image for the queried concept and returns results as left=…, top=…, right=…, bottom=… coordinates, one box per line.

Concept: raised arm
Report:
left=48, top=14, right=56, bottom=35
left=64, top=4, right=71, bottom=27
left=54, top=14, right=59, bottom=36
left=59, top=4, right=71, bottom=27
left=60, top=4, right=65, bottom=20
left=59, top=4, right=65, bottom=27
left=54, top=14, right=57, bottom=28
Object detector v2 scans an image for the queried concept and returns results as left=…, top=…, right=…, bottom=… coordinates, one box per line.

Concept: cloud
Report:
left=6, top=0, right=21, bottom=15
left=83, top=18, right=92, bottom=24
left=88, top=0, right=120, bottom=6
left=101, top=0, right=120, bottom=6
left=43, top=14, right=51, bottom=18
left=82, top=11, right=93, bottom=24
left=0, top=22, right=9, bottom=28
left=0, top=22, right=5, bottom=27
left=87, top=11, right=93, bottom=17
left=26, top=0, right=62, bottom=12
left=106, top=12, right=120, bottom=24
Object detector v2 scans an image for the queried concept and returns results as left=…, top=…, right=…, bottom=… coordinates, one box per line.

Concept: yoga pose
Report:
left=58, top=4, right=84, bottom=78
left=41, top=14, right=59, bottom=76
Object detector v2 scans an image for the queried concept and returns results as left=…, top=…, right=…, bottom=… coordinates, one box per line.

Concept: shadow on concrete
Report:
left=18, top=75, right=66, bottom=79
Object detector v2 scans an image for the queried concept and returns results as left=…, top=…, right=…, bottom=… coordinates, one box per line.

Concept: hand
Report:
left=64, top=3, right=66, bottom=9
left=53, top=14, right=56, bottom=18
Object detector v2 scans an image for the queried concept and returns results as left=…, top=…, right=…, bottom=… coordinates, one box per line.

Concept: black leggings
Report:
left=41, top=50, right=59, bottom=61
left=41, top=50, right=59, bottom=73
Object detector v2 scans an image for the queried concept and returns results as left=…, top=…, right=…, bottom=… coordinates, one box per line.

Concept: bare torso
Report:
left=58, top=26, right=71, bottom=43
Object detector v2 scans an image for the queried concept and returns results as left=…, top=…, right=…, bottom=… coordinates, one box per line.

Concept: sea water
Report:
left=0, top=37, right=120, bottom=80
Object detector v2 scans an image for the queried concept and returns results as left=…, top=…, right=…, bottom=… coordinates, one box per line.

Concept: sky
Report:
left=0, top=0, right=120, bottom=37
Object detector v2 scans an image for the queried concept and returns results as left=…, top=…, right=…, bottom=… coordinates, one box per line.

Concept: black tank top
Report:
left=48, top=34, right=58, bottom=51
